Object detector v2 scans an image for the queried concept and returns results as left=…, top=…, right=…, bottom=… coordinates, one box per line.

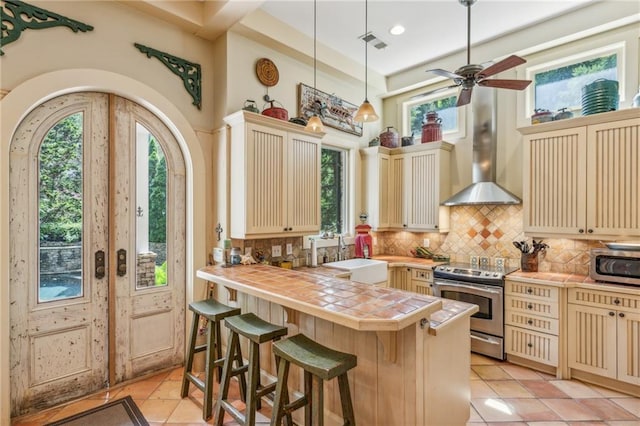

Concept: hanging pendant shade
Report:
left=304, top=0, right=324, bottom=133
left=354, top=0, right=378, bottom=123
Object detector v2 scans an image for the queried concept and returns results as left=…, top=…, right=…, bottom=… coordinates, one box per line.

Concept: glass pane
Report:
left=320, top=148, right=345, bottom=234
left=136, top=123, right=168, bottom=289
left=534, top=53, right=617, bottom=112
left=409, top=95, right=458, bottom=139
left=38, top=113, right=83, bottom=302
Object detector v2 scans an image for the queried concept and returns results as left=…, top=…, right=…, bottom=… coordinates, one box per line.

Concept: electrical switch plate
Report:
left=423, top=238, right=430, bottom=248
left=479, top=256, right=489, bottom=267
left=286, top=243, right=293, bottom=255
left=272, top=245, right=282, bottom=257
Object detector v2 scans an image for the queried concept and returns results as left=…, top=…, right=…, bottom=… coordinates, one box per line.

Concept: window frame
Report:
left=402, top=87, right=467, bottom=142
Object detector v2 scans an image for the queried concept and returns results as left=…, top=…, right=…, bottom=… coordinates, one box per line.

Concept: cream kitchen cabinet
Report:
left=567, top=287, right=640, bottom=387
left=518, top=109, right=640, bottom=239
left=387, top=266, right=411, bottom=291
left=361, top=142, right=452, bottom=232
left=411, top=267, right=433, bottom=296
left=505, top=279, right=561, bottom=370
left=225, top=111, right=322, bottom=239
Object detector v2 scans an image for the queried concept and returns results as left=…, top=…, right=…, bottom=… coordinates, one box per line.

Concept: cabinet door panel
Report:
left=567, top=304, right=617, bottom=379
left=618, top=310, right=640, bottom=386
left=388, top=155, right=405, bottom=228
left=288, top=134, right=320, bottom=232
left=505, top=325, right=558, bottom=366
left=406, top=151, right=440, bottom=229
left=586, top=119, right=640, bottom=236
left=523, top=128, right=587, bottom=234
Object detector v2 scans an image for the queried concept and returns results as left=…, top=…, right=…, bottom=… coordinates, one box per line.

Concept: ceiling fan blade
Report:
left=410, top=84, right=460, bottom=100
left=479, top=79, right=532, bottom=90
left=477, top=55, right=526, bottom=78
left=425, top=68, right=464, bottom=80
left=456, top=87, right=473, bottom=107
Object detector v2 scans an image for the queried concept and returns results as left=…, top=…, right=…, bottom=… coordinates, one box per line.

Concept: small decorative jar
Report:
left=421, top=111, right=442, bottom=143
left=230, top=247, right=242, bottom=265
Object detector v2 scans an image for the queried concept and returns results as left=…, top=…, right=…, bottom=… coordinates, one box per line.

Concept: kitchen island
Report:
left=197, top=264, right=478, bottom=425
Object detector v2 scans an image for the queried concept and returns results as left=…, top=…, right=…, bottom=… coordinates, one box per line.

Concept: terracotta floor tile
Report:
left=140, top=398, right=181, bottom=422
left=485, top=423, right=528, bottom=426
left=486, top=380, right=534, bottom=398
left=520, top=380, right=571, bottom=399
left=469, top=404, right=484, bottom=422
left=501, top=398, right=561, bottom=421
left=470, top=369, right=481, bottom=380
left=473, top=365, right=514, bottom=381
left=149, top=380, right=184, bottom=400
left=117, top=380, right=163, bottom=399
left=541, top=399, right=601, bottom=421
left=576, top=398, right=638, bottom=420
left=166, top=399, right=209, bottom=423
left=606, top=422, right=640, bottom=426
left=471, top=398, right=524, bottom=423
left=610, top=398, right=640, bottom=417
left=46, top=399, right=106, bottom=422
left=471, top=353, right=497, bottom=365
left=471, top=380, right=499, bottom=398
left=548, top=381, right=602, bottom=398
left=587, top=384, right=634, bottom=398
left=500, top=364, right=545, bottom=380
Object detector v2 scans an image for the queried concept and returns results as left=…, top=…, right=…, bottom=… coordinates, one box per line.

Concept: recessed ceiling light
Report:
left=389, top=25, right=405, bottom=36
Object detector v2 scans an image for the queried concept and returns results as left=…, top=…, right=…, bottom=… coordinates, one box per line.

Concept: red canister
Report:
left=421, top=111, right=442, bottom=143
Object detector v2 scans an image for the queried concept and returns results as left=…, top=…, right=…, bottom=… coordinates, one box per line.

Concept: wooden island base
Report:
left=198, top=265, right=476, bottom=426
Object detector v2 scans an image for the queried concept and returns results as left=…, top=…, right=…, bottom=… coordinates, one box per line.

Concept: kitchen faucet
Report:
left=338, top=234, right=347, bottom=261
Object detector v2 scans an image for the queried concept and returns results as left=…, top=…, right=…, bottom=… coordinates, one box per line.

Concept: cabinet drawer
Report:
left=505, top=325, right=558, bottom=366
left=506, top=280, right=558, bottom=302
left=505, top=295, right=558, bottom=319
left=411, top=268, right=432, bottom=282
left=413, top=281, right=432, bottom=296
left=568, top=288, right=640, bottom=311
left=505, top=310, right=559, bottom=335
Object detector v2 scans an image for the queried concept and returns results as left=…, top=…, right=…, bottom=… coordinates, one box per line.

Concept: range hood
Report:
left=442, top=86, right=521, bottom=206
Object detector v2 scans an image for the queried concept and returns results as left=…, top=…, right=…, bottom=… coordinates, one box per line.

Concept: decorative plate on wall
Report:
left=256, top=58, right=279, bottom=87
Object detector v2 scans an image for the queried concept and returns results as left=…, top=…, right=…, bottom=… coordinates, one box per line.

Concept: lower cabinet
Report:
left=505, top=279, right=560, bottom=368
left=387, top=266, right=433, bottom=295
left=388, top=267, right=411, bottom=291
left=567, top=288, right=640, bottom=386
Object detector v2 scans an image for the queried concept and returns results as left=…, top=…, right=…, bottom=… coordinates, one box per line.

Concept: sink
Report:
left=323, top=258, right=388, bottom=285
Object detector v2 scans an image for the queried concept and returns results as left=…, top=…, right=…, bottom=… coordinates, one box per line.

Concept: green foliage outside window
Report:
left=320, top=148, right=344, bottom=234
left=147, top=138, right=167, bottom=244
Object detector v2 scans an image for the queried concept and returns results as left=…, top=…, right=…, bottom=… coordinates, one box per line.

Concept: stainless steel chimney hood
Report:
left=442, top=86, right=521, bottom=206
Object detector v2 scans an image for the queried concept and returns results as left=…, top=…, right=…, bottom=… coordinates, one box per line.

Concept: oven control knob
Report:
left=493, top=273, right=499, bottom=277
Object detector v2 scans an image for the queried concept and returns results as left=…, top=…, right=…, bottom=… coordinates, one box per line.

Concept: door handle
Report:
left=117, top=249, right=127, bottom=276
left=95, top=250, right=105, bottom=279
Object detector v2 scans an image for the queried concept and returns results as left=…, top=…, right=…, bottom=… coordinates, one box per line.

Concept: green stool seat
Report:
left=214, top=313, right=291, bottom=426
left=271, top=334, right=357, bottom=426
left=180, top=299, right=243, bottom=420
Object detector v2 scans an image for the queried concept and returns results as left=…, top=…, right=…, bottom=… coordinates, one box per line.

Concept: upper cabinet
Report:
left=224, top=111, right=323, bottom=239
left=519, top=109, right=640, bottom=239
left=361, top=142, right=452, bottom=232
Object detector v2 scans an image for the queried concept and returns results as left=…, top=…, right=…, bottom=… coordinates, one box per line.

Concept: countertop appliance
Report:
left=590, top=248, right=640, bottom=286
left=433, top=262, right=518, bottom=360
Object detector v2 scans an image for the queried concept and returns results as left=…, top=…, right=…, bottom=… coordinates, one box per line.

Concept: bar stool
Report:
left=214, top=312, right=291, bottom=426
left=271, top=333, right=357, bottom=426
left=181, top=299, right=245, bottom=420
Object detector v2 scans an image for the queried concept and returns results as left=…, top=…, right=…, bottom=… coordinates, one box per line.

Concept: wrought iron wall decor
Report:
left=134, top=43, right=202, bottom=110
left=0, top=0, right=93, bottom=56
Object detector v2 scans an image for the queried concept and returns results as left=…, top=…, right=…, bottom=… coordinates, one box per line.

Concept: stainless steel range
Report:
left=432, top=263, right=518, bottom=360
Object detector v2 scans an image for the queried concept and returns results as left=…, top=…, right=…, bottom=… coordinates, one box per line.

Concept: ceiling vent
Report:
left=360, top=32, right=387, bottom=50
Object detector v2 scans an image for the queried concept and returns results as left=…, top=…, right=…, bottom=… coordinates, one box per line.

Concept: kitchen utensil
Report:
left=242, top=99, right=260, bottom=113
left=261, top=100, right=289, bottom=121
left=421, top=111, right=442, bottom=143
left=379, top=126, right=399, bottom=148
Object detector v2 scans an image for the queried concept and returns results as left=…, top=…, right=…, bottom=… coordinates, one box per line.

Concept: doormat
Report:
left=45, top=395, right=149, bottom=426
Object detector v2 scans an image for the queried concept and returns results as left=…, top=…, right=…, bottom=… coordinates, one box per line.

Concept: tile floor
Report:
left=11, top=353, right=640, bottom=425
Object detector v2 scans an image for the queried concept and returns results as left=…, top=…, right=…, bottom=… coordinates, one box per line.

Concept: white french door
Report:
left=9, top=92, right=186, bottom=416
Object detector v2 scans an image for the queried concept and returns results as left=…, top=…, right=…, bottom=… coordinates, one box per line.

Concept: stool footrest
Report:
left=282, top=394, right=308, bottom=414
left=193, top=343, right=207, bottom=354
left=184, top=373, right=205, bottom=392
left=218, top=400, right=245, bottom=425
left=255, top=381, right=276, bottom=399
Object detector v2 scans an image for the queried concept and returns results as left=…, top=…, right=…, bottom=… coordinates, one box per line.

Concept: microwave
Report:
left=590, top=249, right=640, bottom=286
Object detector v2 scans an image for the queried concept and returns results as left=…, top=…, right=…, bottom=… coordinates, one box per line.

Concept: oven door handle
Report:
left=471, top=334, right=501, bottom=345
left=433, top=281, right=502, bottom=295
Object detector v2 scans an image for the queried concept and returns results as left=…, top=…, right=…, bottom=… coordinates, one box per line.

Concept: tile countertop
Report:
left=508, top=271, right=640, bottom=295
left=198, top=264, right=477, bottom=332
left=372, top=255, right=446, bottom=268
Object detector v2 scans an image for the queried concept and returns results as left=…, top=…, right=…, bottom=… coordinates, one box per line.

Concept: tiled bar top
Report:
left=197, top=264, right=445, bottom=331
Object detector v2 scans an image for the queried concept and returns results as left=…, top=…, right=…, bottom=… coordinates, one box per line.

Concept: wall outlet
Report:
left=423, top=238, right=430, bottom=248
left=470, top=255, right=479, bottom=267
left=494, top=257, right=505, bottom=269
left=286, top=243, right=293, bottom=255
left=272, top=245, right=282, bottom=257
left=479, top=256, right=489, bottom=268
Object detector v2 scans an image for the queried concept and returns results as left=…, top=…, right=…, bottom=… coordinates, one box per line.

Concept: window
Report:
left=526, top=43, right=624, bottom=116
left=320, top=147, right=347, bottom=234
left=403, top=88, right=465, bottom=141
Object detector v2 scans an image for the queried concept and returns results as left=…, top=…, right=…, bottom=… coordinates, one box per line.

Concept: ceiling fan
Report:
left=417, top=0, right=532, bottom=107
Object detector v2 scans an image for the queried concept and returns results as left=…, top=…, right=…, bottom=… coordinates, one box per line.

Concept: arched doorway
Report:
left=9, top=92, right=187, bottom=415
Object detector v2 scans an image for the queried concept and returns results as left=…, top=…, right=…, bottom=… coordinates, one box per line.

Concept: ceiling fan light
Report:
left=354, top=99, right=379, bottom=123
left=305, top=114, right=324, bottom=132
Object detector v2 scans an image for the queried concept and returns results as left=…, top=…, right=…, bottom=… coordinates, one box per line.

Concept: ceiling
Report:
left=259, top=0, right=596, bottom=76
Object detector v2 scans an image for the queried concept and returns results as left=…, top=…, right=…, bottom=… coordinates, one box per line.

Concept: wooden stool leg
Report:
left=311, top=375, right=324, bottom=426
left=213, top=319, right=224, bottom=383
left=245, top=341, right=261, bottom=426
left=337, top=373, right=355, bottom=426
left=233, top=335, right=247, bottom=402
left=181, top=311, right=199, bottom=397
left=274, top=354, right=294, bottom=426
left=271, top=357, right=290, bottom=426
left=214, top=331, right=239, bottom=426
left=304, top=371, right=313, bottom=426
left=203, top=319, right=216, bottom=419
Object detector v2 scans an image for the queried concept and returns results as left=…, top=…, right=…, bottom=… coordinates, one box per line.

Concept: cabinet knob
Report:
left=434, top=225, right=438, bottom=229
left=527, top=343, right=533, bottom=348
left=526, top=288, right=533, bottom=294
left=578, top=228, right=584, bottom=233
left=527, top=319, right=533, bottom=325
left=619, top=312, right=625, bottom=318
left=609, top=311, right=615, bottom=316
left=587, top=229, right=594, bottom=233
left=403, top=224, right=407, bottom=228
left=527, top=304, right=533, bottom=310
left=613, top=298, right=621, bottom=305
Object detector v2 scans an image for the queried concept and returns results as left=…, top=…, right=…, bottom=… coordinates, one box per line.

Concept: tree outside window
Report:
left=320, top=147, right=346, bottom=235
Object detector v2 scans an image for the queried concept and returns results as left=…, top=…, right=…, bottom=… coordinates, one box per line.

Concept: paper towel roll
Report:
left=310, top=238, right=318, bottom=267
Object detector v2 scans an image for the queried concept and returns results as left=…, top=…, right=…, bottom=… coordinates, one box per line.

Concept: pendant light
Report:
left=305, top=0, right=324, bottom=133
left=354, top=0, right=379, bottom=123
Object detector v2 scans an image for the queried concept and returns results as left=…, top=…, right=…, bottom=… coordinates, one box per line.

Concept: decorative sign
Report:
left=134, top=43, right=202, bottom=109
left=0, top=0, right=93, bottom=56
left=298, top=83, right=362, bottom=136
